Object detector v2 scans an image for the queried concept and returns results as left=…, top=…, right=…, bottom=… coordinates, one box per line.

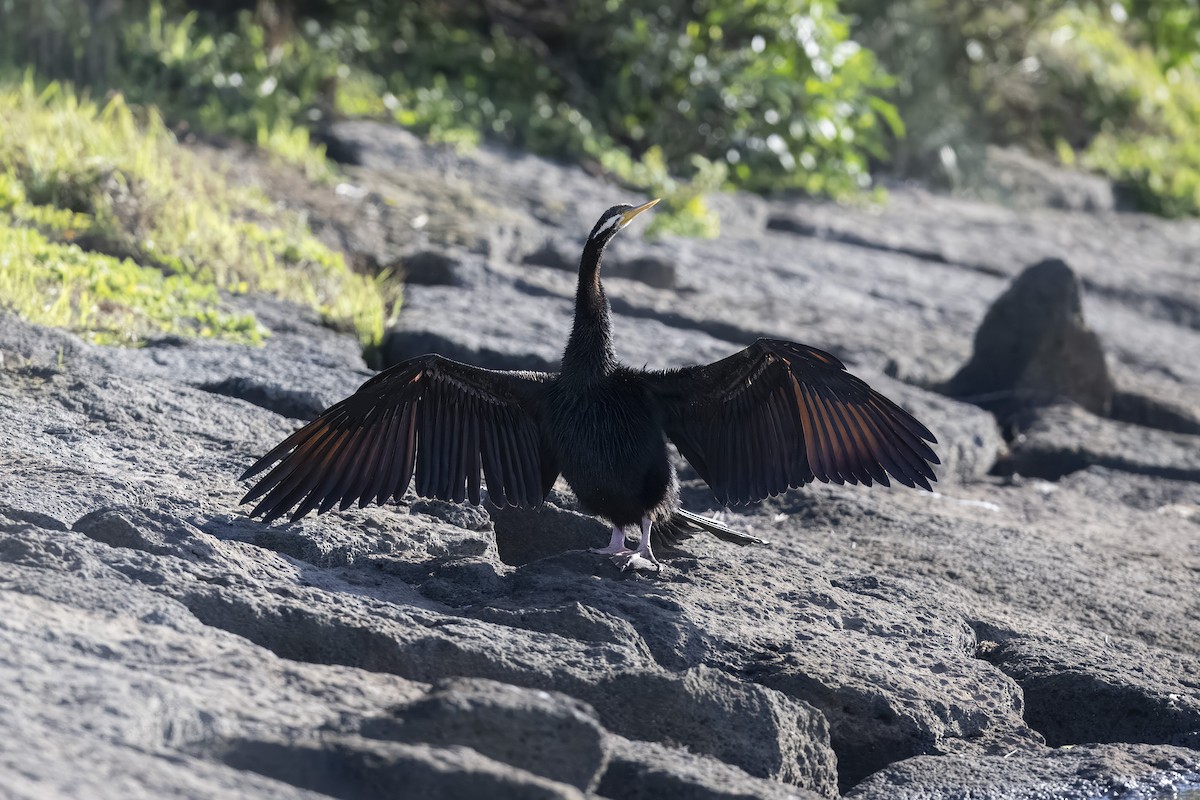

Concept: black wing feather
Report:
left=240, top=355, right=555, bottom=522
left=646, top=338, right=939, bottom=505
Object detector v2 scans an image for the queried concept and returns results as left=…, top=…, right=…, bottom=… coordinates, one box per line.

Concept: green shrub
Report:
left=0, top=74, right=391, bottom=346
left=1033, top=6, right=1200, bottom=216
left=6, top=0, right=899, bottom=213
left=348, top=0, right=899, bottom=199
left=848, top=0, right=1200, bottom=216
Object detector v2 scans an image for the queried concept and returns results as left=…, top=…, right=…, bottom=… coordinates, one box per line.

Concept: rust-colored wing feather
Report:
left=646, top=339, right=939, bottom=505
left=240, top=355, right=556, bottom=522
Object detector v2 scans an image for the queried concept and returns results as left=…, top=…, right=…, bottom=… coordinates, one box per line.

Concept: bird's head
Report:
left=586, top=199, right=660, bottom=249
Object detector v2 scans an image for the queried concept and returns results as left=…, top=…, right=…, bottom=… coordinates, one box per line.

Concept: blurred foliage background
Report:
left=3, top=0, right=1199, bottom=213
left=0, top=0, right=1197, bottom=347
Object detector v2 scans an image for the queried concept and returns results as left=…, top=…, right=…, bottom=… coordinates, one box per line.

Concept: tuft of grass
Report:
left=0, top=223, right=261, bottom=345
left=0, top=74, right=392, bottom=348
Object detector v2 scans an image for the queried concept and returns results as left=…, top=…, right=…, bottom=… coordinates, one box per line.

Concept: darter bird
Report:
left=240, top=199, right=939, bottom=571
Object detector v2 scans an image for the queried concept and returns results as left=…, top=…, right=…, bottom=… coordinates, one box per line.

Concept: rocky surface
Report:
left=2, top=120, right=1199, bottom=799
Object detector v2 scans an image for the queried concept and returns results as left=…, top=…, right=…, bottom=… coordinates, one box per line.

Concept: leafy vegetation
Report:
left=1031, top=6, right=1200, bottom=216
left=2, top=0, right=902, bottom=235
left=0, top=75, right=390, bottom=346
left=847, top=0, right=1200, bottom=216
left=1, top=0, right=1197, bottom=284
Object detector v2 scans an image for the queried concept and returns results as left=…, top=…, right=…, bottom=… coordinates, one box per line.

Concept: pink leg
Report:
left=591, top=525, right=631, bottom=556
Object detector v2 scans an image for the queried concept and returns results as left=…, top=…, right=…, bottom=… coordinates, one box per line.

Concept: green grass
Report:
left=0, top=74, right=392, bottom=347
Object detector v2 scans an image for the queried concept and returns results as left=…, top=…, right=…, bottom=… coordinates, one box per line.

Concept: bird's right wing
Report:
left=645, top=339, right=939, bottom=505
left=240, top=355, right=556, bottom=522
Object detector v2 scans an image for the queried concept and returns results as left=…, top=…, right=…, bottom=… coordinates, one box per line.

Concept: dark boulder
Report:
left=944, top=258, right=1114, bottom=417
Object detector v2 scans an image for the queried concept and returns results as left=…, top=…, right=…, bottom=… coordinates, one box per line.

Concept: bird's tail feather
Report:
left=654, top=509, right=768, bottom=549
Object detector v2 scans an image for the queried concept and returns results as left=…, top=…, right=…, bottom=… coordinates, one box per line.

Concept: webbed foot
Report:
left=612, top=547, right=661, bottom=573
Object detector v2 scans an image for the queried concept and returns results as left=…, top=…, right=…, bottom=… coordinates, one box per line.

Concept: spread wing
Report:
left=646, top=339, right=939, bottom=505
left=240, top=355, right=556, bottom=522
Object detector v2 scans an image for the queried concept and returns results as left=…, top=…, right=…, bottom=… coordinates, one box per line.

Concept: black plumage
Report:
left=241, top=200, right=939, bottom=571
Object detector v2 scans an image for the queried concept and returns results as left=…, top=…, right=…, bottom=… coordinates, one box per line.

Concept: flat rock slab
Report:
left=847, top=743, right=1200, bottom=800
left=1000, top=403, right=1200, bottom=482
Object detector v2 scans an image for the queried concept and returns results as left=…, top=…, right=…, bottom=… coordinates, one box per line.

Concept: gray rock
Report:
left=1110, top=364, right=1200, bottom=436
left=848, top=744, right=1200, bottom=800
left=974, top=627, right=1200, bottom=748
left=977, top=145, right=1118, bottom=213
left=999, top=403, right=1200, bottom=482
left=944, top=259, right=1114, bottom=416
left=599, top=737, right=825, bottom=800
left=359, top=678, right=608, bottom=790
left=400, top=249, right=465, bottom=286
left=214, top=735, right=586, bottom=800
left=607, top=250, right=678, bottom=289
left=523, top=238, right=579, bottom=272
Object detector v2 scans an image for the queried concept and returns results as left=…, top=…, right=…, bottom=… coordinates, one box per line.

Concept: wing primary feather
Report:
left=337, top=404, right=389, bottom=511
left=300, top=429, right=360, bottom=515
left=465, top=400, right=482, bottom=505
left=789, top=374, right=823, bottom=482
left=810, top=386, right=859, bottom=485
left=362, top=402, right=401, bottom=507
left=809, top=384, right=851, bottom=485
left=499, top=407, right=523, bottom=507
left=238, top=405, right=343, bottom=481
left=830, top=389, right=871, bottom=485
left=448, top=393, right=468, bottom=504
left=289, top=429, right=360, bottom=522
left=480, top=410, right=507, bottom=507
left=867, top=398, right=938, bottom=482
left=866, top=394, right=939, bottom=465
left=240, top=420, right=332, bottom=506
left=776, top=383, right=813, bottom=487
left=856, top=401, right=919, bottom=488
left=869, top=390, right=939, bottom=445
left=519, top=419, right=542, bottom=506
left=714, top=418, right=733, bottom=505
left=763, top=392, right=790, bottom=495
left=441, top=389, right=462, bottom=501
left=390, top=404, right=419, bottom=502
left=737, top=390, right=755, bottom=503
left=415, top=394, right=436, bottom=497
left=446, top=395, right=464, bottom=504
left=430, top=387, right=450, bottom=499
left=337, top=429, right=378, bottom=511
left=512, top=419, right=534, bottom=506
left=794, top=378, right=834, bottom=483
left=492, top=409, right=518, bottom=508
left=519, top=420, right=544, bottom=505
left=252, top=427, right=350, bottom=522
left=499, top=410, right=526, bottom=507
left=819, top=379, right=896, bottom=488
left=834, top=400, right=884, bottom=487
left=316, top=427, right=369, bottom=514
left=724, top=400, right=744, bottom=504
left=748, top=405, right=770, bottom=501
left=283, top=425, right=361, bottom=515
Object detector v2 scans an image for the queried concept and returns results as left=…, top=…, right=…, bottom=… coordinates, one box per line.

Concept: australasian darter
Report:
left=241, top=200, right=939, bottom=571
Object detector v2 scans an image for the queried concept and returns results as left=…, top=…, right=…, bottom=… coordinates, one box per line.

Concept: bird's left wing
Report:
left=645, top=339, right=939, bottom=505
left=240, top=355, right=556, bottom=522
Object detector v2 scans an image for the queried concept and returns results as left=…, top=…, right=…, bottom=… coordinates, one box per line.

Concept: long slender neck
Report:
left=561, top=237, right=616, bottom=380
